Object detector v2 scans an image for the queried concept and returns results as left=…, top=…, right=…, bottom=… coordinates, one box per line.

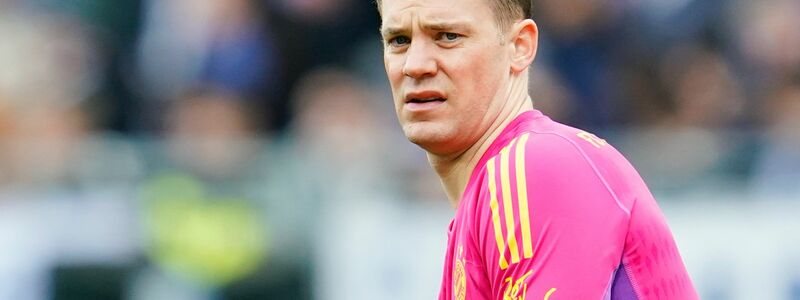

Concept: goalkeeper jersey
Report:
left=438, top=110, right=698, bottom=300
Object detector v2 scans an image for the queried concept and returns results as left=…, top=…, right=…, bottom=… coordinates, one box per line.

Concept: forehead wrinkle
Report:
left=420, top=20, right=473, bottom=32
left=380, top=5, right=415, bottom=36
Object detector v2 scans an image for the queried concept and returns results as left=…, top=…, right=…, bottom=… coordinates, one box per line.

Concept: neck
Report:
left=429, top=75, right=533, bottom=207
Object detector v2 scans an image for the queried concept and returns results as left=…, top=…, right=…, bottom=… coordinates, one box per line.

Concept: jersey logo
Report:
left=577, top=131, right=607, bottom=148
left=502, top=270, right=533, bottom=300
left=453, top=245, right=467, bottom=300
left=487, top=134, right=534, bottom=270
left=543, top=287, right=557, bottom=300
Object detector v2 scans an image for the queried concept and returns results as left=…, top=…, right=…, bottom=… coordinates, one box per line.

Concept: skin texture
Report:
left=381, top=0, right=539, bottom=205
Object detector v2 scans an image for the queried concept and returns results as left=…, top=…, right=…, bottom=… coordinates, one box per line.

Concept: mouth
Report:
left=404, top=91, right=448, bottom=105
left=407, top=97, right=447, bottom=104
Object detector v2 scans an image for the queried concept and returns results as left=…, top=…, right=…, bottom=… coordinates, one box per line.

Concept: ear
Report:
left=508, top=19, right=538, bottom=73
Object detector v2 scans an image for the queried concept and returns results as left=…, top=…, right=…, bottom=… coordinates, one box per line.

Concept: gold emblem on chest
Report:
left=453, top=245, right=467, bottom=300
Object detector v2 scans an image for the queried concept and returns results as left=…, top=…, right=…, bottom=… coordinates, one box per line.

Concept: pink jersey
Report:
left=439, top=110, right=698, bottom=300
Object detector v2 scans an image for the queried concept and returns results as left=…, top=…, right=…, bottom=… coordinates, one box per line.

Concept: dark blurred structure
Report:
left=0, top=0, right=798, bottom=299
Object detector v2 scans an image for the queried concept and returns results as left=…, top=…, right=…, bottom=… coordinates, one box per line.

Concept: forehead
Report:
left=380, top=0, right=492, bottom=27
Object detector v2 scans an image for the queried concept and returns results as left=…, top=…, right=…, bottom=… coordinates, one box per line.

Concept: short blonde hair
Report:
left=375, top=0, right=531, bottom=30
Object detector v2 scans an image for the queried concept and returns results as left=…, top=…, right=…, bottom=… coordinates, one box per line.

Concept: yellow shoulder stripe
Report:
left=488, top=133, right=535, bottom=270
left=487, top=158, right=509, bottom=270
left=500, top=139, right=520, bottom=264
left=515, top=133, right=533, bottom=259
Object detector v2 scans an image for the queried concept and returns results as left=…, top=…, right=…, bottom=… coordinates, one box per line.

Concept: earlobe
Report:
left=510, top=19, right=538, bottom=73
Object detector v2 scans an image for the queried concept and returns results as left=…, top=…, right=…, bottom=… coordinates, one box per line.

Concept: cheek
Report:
left=384, top=54, right=404, bottom=86
left=455, top=50, right=504, bottom=103
left=473, top=48, right=506, bottom=85
left=448, top=47, right=507, bottom=130
left=384, top=54, right=406, bottom=107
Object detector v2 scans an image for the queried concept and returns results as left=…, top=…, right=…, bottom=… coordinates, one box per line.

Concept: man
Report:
left=377, top=0, right=699, bottom=299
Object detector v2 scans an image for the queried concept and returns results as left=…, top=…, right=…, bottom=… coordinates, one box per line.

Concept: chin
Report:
left=402, top=122, right=458, bottom=155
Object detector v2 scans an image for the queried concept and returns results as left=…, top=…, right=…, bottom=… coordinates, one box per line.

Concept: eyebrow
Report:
left=381, top=26, right=406, bottom=37
left=381, top=21, right=472, bottom=37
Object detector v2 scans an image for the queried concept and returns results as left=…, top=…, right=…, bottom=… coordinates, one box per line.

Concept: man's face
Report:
left=381, top=0, right=513, bottom=156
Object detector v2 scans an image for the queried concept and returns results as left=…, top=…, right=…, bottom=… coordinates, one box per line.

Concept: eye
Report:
left=440, top=32, right=461, bottom=42
left=388, top=35, right=411, bottom=47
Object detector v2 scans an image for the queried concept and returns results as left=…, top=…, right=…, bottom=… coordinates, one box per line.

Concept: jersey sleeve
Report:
left=473, top=131, right=632, bottom=299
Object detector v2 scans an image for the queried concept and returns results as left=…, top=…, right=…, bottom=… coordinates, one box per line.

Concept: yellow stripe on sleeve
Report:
left=515, top=133, right=533, bottom=259
left=500, top=141, right=520, bottom=264
left=487, top=159, right=509, bottom=269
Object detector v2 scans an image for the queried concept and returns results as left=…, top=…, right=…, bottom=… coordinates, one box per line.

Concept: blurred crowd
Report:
left=0, top=0, right=797, bottom=299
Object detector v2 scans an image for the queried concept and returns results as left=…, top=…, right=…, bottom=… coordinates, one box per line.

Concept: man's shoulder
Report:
left=529, top=119, right=611, bottom=151
left=470, top=116, right=635, bottom=203
left=473, top=119, right=612, bottom=180
left=476, top=119, right=638, bottom=204
left=517, top=120, right=642, bottom=214
left=510, top=119, right=616, bottom=168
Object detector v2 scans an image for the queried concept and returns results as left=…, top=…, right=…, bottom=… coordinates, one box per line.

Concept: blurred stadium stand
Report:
left=0, top=0, right=798, bottom=299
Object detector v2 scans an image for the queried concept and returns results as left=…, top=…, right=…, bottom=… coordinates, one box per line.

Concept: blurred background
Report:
left=0, top=0, right=798, bottom=299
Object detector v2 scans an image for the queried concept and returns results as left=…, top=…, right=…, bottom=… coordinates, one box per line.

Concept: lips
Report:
left=405, top=91, right=447, bottom=104
left=408, top=97, right=445, bottom=103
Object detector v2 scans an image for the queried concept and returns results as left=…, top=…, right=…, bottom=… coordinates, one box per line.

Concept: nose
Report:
left=402, top=40, right=438, bottom=79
